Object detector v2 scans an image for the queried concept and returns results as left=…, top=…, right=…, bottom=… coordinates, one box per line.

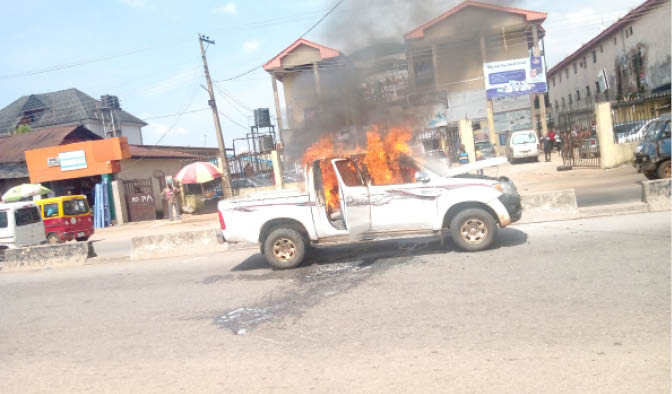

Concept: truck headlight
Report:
left=494, top=182, right=516, bottom=195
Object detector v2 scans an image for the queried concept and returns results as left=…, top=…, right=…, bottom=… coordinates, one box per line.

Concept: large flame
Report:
left=302, top=125, right=414, bottom=216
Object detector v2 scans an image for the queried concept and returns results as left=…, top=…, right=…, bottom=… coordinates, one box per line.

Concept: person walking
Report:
left=543, top=135, right=553, bottom=162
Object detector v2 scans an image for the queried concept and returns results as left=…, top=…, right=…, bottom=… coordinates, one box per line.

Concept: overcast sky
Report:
left=0, top=0, right=641, bottom=148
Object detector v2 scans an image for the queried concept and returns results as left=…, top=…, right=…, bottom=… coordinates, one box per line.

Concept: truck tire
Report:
left=449, top=208, right=497, bottom=252
left=263, top=228, right=306, bottom=269
left=657, top=160, right=671, bottom=179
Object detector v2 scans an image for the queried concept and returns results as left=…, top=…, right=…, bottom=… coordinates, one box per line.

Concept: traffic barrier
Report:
left=642, top=179, right=671, bottom=212
left=1, top=242, right=91, bottom=272
left=130, top=229, right=256, bottom=260
left=518, top=189, right=580, bottom=224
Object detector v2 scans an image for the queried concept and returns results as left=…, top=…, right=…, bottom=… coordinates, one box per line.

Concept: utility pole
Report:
left=199, top=34, right=233, bottom=198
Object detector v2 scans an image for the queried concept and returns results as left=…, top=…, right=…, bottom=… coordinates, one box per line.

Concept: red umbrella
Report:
left=174, top=162, right=222, bottom=184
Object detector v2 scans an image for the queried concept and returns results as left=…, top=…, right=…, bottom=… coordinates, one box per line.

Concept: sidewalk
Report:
left=91, top=213, right=218, bottom=243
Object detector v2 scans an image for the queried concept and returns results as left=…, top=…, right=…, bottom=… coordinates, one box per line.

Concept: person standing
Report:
left=161, top=184, right=182, bottom=221
left=543, top=135, right=553, bottom=162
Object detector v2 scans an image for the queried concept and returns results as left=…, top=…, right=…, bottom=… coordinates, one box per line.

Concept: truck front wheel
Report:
left=263, top=228, right=306, bottom=269
left=657, top=160, right=671, bottom=179
left=449, top=208, right=497, bottom=252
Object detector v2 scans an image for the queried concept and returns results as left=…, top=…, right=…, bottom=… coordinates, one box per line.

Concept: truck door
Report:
left=331, top=159, right=371, bottom=233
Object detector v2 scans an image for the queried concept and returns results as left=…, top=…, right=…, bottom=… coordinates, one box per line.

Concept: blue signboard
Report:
left=58, top=150, right=88, bottom=171
left=483, top=57, right=547, bottom=99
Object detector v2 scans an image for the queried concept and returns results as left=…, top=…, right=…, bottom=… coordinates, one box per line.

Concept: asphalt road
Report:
left=1, top=212, right=669, bottom=393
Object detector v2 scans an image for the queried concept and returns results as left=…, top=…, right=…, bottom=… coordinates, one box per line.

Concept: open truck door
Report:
left=331, top=159, right=371, bottom=233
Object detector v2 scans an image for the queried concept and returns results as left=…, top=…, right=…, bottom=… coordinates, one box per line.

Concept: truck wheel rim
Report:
left=460, top=219, right=487, bottom=244
left=665, top=164, right=671, bottom=178
left=273, top=239, right=296, bottom=262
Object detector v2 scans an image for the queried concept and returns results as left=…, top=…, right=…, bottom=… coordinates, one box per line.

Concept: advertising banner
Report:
left=483, top=57, right=547, bottom=99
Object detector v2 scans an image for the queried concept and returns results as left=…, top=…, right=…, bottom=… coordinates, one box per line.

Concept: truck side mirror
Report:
left=415, top=171, right=430, bottom=183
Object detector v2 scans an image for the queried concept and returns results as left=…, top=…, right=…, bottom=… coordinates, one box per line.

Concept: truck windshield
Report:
left=15, top=207, right=42, bottom=226
left=63, top=199, right=90, bottom=215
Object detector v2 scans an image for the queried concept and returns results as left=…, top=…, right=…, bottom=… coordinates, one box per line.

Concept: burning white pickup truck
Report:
left=217, top=154, right=522, bottom=269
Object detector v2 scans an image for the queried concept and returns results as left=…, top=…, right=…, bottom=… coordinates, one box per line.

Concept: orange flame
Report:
left=302, top=125, right=414, bottom=216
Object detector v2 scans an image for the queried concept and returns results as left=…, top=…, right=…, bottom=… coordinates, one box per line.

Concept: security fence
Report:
left=556, top=107, right=599, bottom=168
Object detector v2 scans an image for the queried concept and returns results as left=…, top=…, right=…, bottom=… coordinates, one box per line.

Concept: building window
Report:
left=565, top=69, right=569, bottom=78
left=559, top=73, right=562, bottom=83
left=576, top=90, right=581, bottom=101
left=569, top=94, right=573, bottom=104
left=613, top=37, right=617, bottom=45
left=573, top=63, right=577, bottom=74
left=579, top=60, right=583, bottom=68
left=555, top=100, right=559, bottom=109
left=583, top=56, right=586, bottom=68
left=629, top=26, right=633, bottom=35
left=586, top=85, right=591, bottom=97
left=625, top=28, right=629, bottom=38
left=562, top=97, right=566, bottom=107
left=600, top=45, right=603, bottom=53
left=552, top=76, right=555, bottom=87
left=592, top=50, right=597, bottom=63
left=595, top=81, right=601, bottom=93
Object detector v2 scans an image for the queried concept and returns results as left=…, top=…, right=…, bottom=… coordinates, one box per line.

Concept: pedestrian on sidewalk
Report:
left=543, top=135, right=553, bottom=162
left=161, top=184, right=182, bottom=221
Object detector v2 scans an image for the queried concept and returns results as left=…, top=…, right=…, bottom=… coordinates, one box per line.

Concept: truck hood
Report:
left=440, top=157, right=508, bottom=177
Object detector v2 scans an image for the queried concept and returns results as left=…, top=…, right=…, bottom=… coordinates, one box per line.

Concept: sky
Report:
left=0, top=0, right=641, bottom=149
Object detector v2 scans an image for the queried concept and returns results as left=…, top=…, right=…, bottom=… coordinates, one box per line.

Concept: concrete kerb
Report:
left=0, top=242, right=91, bottom=272
left=130, top=229, right=256, bottom=261
left=642, top=179, right=672, bottom=212
left=517, top=189, right=580, bottom=224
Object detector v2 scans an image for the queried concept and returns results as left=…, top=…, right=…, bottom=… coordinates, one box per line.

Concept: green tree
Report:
left=11, top=125, right=31, bottom=136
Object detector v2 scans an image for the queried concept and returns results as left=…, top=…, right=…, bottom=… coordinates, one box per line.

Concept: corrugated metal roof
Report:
left=405, top=0, right=547, bottom=40
left=263, top=38, right=341, bottom=71
left=0, top=125, right=101, bottom=164
left=128, top=145, right=202, bottom=159
left=547, top=0, right=663, bottom=76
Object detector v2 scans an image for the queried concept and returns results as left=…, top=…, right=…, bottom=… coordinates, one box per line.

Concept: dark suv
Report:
left=633, top=114, right=671, bottom=180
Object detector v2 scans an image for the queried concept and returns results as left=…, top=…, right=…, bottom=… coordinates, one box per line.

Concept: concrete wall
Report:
left=642, top=178, right=671, bottom=212
left=595, top=102, right=639, bottom=169
left=1, top=242, right=90, bottom=272
left=548, top=0, right=671, bottom=114
left=519, top=189, right=580, bottom=223
left=83, top=121, right=143, bottom=145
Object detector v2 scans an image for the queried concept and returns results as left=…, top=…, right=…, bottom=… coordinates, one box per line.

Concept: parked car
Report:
left=633, top=114, right=671, bottom=179
left=475, top=140, right=495, bottom=160
left=35, top=195, right=94, bottom=244
left=0, top=202, right=46, bottom=254
left=217, top=156, right=521, bottom=269
left=506, top=130, right=539, bottom=163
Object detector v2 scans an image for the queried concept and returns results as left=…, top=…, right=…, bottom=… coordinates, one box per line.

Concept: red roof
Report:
left=0, top=125, right=101, bottom=164
left=547, top=0, right=662, bottom=76
left=263, top=38, right=341, bottom=71
left=405, top=1, right=547, bottom=40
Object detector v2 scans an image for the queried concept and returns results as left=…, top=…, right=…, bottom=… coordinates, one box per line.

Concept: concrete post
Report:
left=595, top=101, right=635, bottom=169
left=532, top=24, right=548, bottom=137
left=431, top=44, right=440, bottom=90
left=313, top=62, right=322, bottom=98
left=458, top=119, right=476, bottom=163
left=271, top=150, right=284, bottom=190
left=271, top=74, right=284, bottom=143
left=487, top=100, right=497, bottom=146
left=110, top=180, right=127, bottom=225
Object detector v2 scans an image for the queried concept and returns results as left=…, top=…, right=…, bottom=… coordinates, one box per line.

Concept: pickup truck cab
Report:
left=633, top=114, right=671, bottom=179
left=0, top=202, right=47, bottom=253
left=218, top=156, right=522, bottom=269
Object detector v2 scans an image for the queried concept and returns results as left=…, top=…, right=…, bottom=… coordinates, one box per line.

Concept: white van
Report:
left=0, top=202, right=47, bottom=252
left=506, top=130, right=539, bottom=163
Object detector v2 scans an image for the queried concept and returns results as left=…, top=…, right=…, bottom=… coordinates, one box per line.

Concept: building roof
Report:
left=0, top=125, right=101, bottom=164
left=263, top=38, right=342, bottom=71
left=0, top=88, right=147, bottom=136
left=547, top=0, right=663, bottom=76
left=405, top=0, right=547, bottom=40
left=128, top=145, right=204, bottom=159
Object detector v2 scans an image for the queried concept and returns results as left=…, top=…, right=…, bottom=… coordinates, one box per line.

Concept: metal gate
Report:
left=123, top=179, right=156, bottom=222
left=557, top=108, right=600, bottom=168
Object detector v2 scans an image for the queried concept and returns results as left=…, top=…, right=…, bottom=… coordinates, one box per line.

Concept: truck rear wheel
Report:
left=263, top=228, right=306, bottom=269
left=657, top=160, right=671, bottom=179
left=449, top=208, right=497, bottom=252
left=644, top=170, right=658, bottom=180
